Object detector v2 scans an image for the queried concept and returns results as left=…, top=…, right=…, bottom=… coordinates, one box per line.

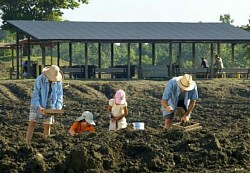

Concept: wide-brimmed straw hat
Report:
left=42, top=65, right=63, bottom=82
left=176, top=74, right=195, bottom=91
left=114, top=89, right=126, bottom=105
left=75, top=111, right=95, bottom=125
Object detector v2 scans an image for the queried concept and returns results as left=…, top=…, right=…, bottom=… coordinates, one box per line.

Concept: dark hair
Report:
left=79, top=119, right=86, bottom=122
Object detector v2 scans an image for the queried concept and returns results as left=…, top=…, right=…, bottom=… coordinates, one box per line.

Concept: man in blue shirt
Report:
left=26, top=65, right=64, bottom=142
left=161, top=74, right=198, bottom=128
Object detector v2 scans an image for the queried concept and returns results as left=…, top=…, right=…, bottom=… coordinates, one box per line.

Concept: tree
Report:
left=219, top=14, right=234, bottom=25
left=241, top=17, right=250, bottom=65
left=0, top=0, right=89, bottom=30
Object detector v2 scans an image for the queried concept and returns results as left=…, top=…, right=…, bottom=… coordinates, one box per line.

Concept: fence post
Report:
left=9, top=67, right=12, bottom=79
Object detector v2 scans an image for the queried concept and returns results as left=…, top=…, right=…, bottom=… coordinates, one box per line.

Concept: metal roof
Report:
left=7, top=20, right=250, bottom=43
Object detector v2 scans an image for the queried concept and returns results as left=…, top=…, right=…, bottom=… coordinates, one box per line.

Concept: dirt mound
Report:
left=0, top=79, right=249, bottom=173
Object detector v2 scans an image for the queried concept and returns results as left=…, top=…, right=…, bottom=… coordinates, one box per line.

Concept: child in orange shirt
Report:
left=68, top=111, right=95, bottom=136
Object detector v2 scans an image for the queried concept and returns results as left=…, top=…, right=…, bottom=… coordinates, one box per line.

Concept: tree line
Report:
left=0, top=1, right=249, bottom=68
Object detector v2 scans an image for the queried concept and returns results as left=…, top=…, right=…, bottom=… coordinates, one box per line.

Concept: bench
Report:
left=93, top=67, right=127, bottom=78
left=177, top=67, right=210, bottom=78
left=60, top=67, right=83, bottom=79
left=139, top=65, right=168, bottom=79
left=61, top=67, right=83, bottom=73
left=218, top=68, right=249, bottom=78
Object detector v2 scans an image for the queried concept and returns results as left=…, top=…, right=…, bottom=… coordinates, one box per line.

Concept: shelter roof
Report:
left=7, top=20, right=250, bottom=43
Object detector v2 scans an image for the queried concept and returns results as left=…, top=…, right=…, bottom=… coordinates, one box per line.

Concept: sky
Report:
left=62, top=0, right=250, bottom=27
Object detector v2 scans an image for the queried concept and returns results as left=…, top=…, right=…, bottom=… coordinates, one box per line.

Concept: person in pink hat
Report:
left=107, top=89, right=128, bottom=130
left=161, top=74, right=198, bottom=128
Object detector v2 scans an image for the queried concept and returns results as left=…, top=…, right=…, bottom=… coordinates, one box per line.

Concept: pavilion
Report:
left=6, top=20, right=250, bottom=79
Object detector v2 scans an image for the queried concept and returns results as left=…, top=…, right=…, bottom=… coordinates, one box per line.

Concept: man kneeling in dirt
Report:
left=161, top=74, right=198, bottom=128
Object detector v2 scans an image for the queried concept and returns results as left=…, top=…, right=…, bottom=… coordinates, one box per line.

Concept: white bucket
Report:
left=132, top=122, right=145, bottom=130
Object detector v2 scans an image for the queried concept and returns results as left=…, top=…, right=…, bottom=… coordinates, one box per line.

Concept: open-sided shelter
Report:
left=7, top=20, right=250, bottom=79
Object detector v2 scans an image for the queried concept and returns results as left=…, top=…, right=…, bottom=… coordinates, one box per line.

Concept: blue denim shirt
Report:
left=162, top=77, right=198, bottom=115
left=31, top=74, right=63, bottom=115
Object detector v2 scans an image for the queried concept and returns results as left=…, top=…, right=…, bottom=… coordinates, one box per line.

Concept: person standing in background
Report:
left=22, top=60, right=28, bottom=77
left=213, top=54, right=224, bottom=72
left=201, top=57, right=209, bottom=68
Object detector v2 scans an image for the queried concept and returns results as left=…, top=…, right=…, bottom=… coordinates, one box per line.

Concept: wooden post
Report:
left=210, top=43, right=214, bottom=78
left=127, top=43, right=131, bottom=79
left=169, top=42, right=173, bottom=77
left=69, top=42, right=72, bottom=79
left=231, top=43, right=235, bottom=67
left=139, top=43, right=142, bottom=66
left=111, top=43, right=114, bottom=78
left=98, top=43, right=102, bottom=78
left=178, top=43, right=182, bottom=68
left=9, top=67, right=12, bottom=79
left=152, top=43, right=155, bottom=65
left=50, top=45, right=53, bottom=65
left=16, top=31, right=20, bottom=79
left=57, top=42, right=60, bottom=67
left=41, top=45, right=46, bottom=67
left=27, top=37, right=31, bottom=78
left=85, top=42, right=88, bottom=79
left=192, top=43, right=195, bottom=67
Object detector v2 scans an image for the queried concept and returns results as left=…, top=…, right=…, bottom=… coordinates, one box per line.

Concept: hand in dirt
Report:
left=181, top=115, right=189, bottom=122
left=73, top=133, right=80, bottom=138
left=166, top=106, right=174, bottom=113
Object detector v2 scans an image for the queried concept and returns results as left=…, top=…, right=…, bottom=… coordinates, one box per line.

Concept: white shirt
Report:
left=108, top=99, right=127, bottom=130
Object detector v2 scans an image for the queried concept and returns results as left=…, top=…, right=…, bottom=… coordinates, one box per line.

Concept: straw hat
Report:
left=42, top=65, right=63, bottom=82
left=114, top=89, right=126, bottom=104
left=176, top=74, right=195, bottom=91
left=75, top=111, right=95, bottom=125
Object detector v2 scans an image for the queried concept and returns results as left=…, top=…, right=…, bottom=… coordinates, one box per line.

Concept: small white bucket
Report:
left=132, top=122, right=145, bottom=130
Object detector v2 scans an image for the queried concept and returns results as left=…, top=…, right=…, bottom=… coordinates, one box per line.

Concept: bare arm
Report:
left=115, top=106, right=128, bottom=121
left=68, top=129, right=76, bottom=136
left=68, top=122, right=78, bottom=136
left=181, top=100, right=196, bottom=122
left=107, top=105, right=112, bottom=112
left=186, top=100, right=196, bottom=115
left=161, top=99, right=173, bottom=113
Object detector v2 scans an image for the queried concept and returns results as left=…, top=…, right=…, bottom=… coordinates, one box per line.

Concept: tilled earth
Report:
left=0, top=79, right=249, bottom=173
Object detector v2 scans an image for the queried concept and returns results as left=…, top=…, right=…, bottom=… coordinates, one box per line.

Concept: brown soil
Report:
left=0, top=79, right=249, bottom=173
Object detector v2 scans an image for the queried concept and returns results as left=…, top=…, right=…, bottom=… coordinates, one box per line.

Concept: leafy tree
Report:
left=219, top=14, right=234, bottom=24
left=241, top=17, right=250, bottom=66
left=0, top=0, right=89, bottom=30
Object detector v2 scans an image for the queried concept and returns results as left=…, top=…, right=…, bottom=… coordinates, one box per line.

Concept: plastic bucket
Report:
left=132, top=122, right=145, bottom=130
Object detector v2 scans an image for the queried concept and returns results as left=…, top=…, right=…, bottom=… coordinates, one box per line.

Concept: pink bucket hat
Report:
left=115, top=89, right=126, bottom=105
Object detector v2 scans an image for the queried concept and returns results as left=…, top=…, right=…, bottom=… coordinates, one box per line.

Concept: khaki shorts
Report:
left=29, top=105, right=54, bottom=125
